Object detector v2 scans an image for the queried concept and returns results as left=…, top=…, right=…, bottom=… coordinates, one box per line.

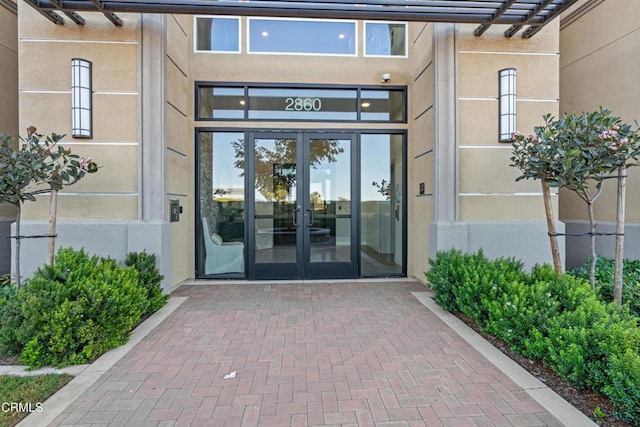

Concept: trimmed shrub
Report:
left=604, top=349, right=640, bottom=423
left=125, top=252, right=167, bottom=314
left=0, top=248, right=165, bottom=368
left=426, top=249, right=526, bottom=323
left=570, top=256, right=640, bottom=316
left=426, top=249, right=640, bottom=425
left=0, top=274, right=14, bottom=310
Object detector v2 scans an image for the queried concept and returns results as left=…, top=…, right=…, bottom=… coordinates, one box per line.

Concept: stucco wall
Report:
left=18, top=4, right=140, bottom=223
left=559, top=0, right=640, bottom=267
left=428, top=22, right=564, bottom=272
left=456, top=22, right=560, bottom=222
left=407, top=22, right=434, bottom=281
left=0, top=0, right=18, bottom=275
left=166, top=15, right=194, bottom=287
left=16, top=4, right=145, bottom=281
left=0, top=0, right=17, bottom=138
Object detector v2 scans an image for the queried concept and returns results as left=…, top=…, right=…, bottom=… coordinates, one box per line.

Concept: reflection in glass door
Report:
left=249, top=132, right=357, bottom=280
left=305, top=136, right=355, bottom=279
left=196, top=130, right=406, bottom=280
left=252, top=135, right=300, bottom=279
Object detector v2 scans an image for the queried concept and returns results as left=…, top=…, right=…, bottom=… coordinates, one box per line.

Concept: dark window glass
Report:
left=360, top=90, right=405, bottom=121
left=198, top=87, right=245, bottom=119
left=197, top=85, right=406, bottom=122
left=248, top=88, right=357, bottom=120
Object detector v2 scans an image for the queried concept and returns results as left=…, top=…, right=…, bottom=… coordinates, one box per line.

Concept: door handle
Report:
left=293, top=206, right=301, bottom=227
left=307, top=209, right=314, bottom=227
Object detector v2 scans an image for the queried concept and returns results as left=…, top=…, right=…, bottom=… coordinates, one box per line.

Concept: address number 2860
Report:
left=285, top=97, right=322, bottom=111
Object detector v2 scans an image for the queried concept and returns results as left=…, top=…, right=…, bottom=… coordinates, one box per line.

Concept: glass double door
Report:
left=248, top=132, right=357, bottom=280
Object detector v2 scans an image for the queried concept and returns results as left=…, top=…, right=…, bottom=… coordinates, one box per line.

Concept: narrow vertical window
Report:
left=499, top=67, right=517, bottom=142
left=71, top=58, right=92, bottom=139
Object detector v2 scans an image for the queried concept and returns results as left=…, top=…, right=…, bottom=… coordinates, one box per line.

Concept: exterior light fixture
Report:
left=498, top=67, right=516, bottom=142
left=71, top=58, right=92, bottom=138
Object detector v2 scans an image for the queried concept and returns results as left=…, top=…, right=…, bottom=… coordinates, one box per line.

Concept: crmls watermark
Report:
left=1, top=402, right=43, bottom=413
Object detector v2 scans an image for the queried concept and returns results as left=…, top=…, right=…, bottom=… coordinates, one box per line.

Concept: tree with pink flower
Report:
left=0, top=127, right=98, bottom=288
left=511, top=108, right=640, bottom=305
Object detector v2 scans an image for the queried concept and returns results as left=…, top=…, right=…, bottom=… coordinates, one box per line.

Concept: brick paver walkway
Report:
left=52, top=281, right=562, bottom=426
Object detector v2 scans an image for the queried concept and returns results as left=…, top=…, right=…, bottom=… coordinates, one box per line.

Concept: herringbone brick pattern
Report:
left=52, top=281, right=562, bottom=426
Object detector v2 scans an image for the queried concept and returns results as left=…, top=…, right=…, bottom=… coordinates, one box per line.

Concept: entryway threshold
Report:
left=179, top=276, right=418, bottom=286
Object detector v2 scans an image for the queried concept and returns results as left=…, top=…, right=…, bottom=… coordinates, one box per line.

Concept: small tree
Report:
left=0, top=127, right=97, bottom=287
left=511, top=109, right=640, bottom=302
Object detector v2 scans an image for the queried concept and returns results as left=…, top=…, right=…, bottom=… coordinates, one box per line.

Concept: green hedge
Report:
left=0, top=248, right=166, bottom=368
left=427, top=249, right=640, bottom=424
left=570, top=256, right=640, bottom=317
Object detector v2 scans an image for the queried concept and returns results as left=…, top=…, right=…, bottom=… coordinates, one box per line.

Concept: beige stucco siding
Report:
left=457, top=23, right=559, bottom=222
left=22, top=194, right=138, bottom=220
left=407, top=22, right=434, bottom=281
left=18, top=3, right=140, bottom=222
left=560, top=0, right=640, bottom=224
left=166, top=15, right=194, bottom=287
left=0, top=1, right=18, bottom=140
left=190, top=18, right=410, bottom=87
left=0, top=0, right=17, bottom=274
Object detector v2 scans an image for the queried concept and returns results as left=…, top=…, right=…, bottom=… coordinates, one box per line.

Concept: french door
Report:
left=248, top=132, right=357, bottom=280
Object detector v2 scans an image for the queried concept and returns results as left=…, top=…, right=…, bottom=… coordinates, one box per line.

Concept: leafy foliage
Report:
left=570, top=256, right=640, bottom=316
left=510, top=108, right=640, bottom=199
left=0, top=248, right=167, bottom=368
left=0, top=129, right=97, bottom=207
left=125, top=251, right=167, bottom=314
left=232, top=138, right=344, bottom=201
left=510, top=108, right=640, bottom=294
left=427, top=249, right=640, bottom=424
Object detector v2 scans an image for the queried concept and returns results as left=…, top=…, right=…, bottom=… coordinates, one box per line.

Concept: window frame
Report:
left=195, top=82, right=408, bottom=123
left=247, top=17, right=358, bottom=57
left=194, top=15, right=242, bottom=54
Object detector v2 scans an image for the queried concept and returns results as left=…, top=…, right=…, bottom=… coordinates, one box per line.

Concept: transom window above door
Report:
left=196, top=83, right=407, bottom=122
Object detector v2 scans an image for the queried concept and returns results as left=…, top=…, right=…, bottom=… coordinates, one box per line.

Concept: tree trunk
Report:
left=47, top=189, right=58, bottom=266
left=614, top=165, right=626, bottom=306
left=588, top=198, right=597, bottom=291
left=14, top=203, right=21, bottom=289
left=541, top=180, right=562, bottom=273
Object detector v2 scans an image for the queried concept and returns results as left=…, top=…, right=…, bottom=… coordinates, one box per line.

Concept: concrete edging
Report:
left=412, top=291, right=598, bottom=427
left=16, top=296, right=188, bottom=427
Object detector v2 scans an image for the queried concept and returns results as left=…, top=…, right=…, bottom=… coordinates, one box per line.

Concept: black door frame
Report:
left=194, top=128, right=408, bottom=280
left=247, top=130, right=358, bottom=280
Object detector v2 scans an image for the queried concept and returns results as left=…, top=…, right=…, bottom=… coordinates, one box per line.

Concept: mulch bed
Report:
left=454, top=312, right=636, bottom=427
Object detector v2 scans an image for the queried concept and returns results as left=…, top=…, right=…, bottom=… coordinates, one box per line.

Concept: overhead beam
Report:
left=90, top=0, right=123, bottom=26
left=23, top=0, right=65, bottom=24
left=474, top=0, right=517, bottom=37
left=24, top=0, right=574, bottom=37
left=522, top=0, right=580, bottom=38
left=28, top=0, right=551, bottom=24
left=504, top=0, right=555, bottom=38
left=49, top=0, right=85, bottom=24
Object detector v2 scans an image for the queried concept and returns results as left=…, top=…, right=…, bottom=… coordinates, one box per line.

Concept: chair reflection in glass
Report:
left=201, top=217, right=244, bottom=274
